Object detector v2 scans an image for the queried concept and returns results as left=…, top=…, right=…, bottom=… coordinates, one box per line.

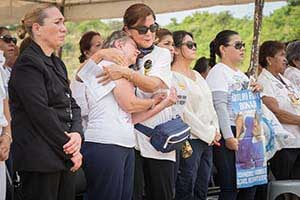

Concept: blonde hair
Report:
left=18, top=4, right=56, bottom=39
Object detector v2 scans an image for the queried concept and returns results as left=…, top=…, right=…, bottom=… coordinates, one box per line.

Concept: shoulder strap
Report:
left=134, top=123, right=154, bottom=137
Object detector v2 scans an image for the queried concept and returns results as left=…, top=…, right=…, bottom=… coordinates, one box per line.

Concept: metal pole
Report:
left=57, top=0, right=65, bottom=58
left=247, top=0, right=265, bottom=77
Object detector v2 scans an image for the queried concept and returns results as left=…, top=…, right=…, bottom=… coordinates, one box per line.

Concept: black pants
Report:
left=143, top=157, right=175, bottom=200
left=133, top=150, right=145, bottom=200
left=19, top=170, right=75, bottom=200
left=133, top=152, right=175, bottom=200
left=213, top=127, right=257, bottom=200
left=269, top=148, right=300, bottom=180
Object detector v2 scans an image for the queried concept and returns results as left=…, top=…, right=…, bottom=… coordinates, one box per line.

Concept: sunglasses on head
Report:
left=0, top=35, right=17, bottom=45
left=181, top=41, right=197, bottom=50
left=129, top=23, right=159, bottom=35
left=228, top=41, right=245, bottom=50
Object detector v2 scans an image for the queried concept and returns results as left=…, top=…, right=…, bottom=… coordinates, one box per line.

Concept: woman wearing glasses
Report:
left=171, top=30, right=220, bottom=200
left=98, top=4, right=178, bottom=200
left=206, top=30, right=261, bottom=200
left=0, top=27, right=18, bottom=91
left=258, top=41, right=300, bottom=185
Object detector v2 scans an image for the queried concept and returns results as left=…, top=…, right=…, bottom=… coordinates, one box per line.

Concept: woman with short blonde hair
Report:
left=9, top=5, right=83, bottom=200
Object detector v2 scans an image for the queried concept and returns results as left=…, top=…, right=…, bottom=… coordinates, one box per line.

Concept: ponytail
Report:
left=209, top=39, right=216, bottom=67
left=78, top=54, right=86, bottom=63
left=17, top=20, right=27, bottom=39
left=209, top=30, right=239, bottom=66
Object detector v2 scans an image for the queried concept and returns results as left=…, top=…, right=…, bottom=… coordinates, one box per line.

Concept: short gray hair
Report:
left=102, top=30, right=131, bottom=49
left=286, top=41, right=300, bottom=67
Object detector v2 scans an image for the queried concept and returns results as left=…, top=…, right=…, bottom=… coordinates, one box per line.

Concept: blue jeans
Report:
left=82, top=142, right=134, bottom=200
left=213, top=127, right=256, bottom=200
left=175, top=139, right=213, bottom=200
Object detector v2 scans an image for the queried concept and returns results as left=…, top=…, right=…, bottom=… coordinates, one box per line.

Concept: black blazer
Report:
left=8, top=41, right=83, bottom=172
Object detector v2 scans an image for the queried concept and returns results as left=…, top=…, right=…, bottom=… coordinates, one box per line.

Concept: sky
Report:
left=103, top=1, right=287, bottom=26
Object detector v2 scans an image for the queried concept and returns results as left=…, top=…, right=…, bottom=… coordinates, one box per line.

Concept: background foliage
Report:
left=57, top=1, right=299, bottom=78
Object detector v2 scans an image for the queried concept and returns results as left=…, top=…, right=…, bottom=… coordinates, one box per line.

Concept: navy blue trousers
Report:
left=82, top=142, right=134, bottom=200
left=175, top=139, right=213, bottom=200
left=213, top=127, right=256, bottom=200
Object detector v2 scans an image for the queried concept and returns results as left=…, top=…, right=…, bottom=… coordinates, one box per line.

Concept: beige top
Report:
left=173, top=71, right=219, bottom=144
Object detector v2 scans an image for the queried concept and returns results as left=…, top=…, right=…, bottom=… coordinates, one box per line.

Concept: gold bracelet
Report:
left=2, top=132, right=12, bottom=143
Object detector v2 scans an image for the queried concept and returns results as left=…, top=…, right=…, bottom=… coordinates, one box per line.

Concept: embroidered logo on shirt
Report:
left=178, top=83, right=186, bottom=90
left=144, top=60, right=152, bottom=76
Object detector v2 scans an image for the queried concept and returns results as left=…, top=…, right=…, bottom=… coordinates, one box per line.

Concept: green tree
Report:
left=55, top=2, right=299, bottom=76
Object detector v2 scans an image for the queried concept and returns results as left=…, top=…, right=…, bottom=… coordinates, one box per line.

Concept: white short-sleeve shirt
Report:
left=84, top=60, right=135, bottom=148
left=135, top=46, right=176, bottom=161
left=206, top=62, right=249, bottom=125
left=258, top=68, right=300, bottom=148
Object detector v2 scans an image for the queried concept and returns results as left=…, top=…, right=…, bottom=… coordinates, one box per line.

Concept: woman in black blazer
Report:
left=8, top=4, right=83, bottom=200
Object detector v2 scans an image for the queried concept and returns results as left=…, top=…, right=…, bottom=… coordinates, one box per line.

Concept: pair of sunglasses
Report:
left=129, top=23, right=159, bottom=35
left=228, top=41, right=245, bottom=50
left=0, top=35, right=17, bottom=45
left=181, top=41, right=197, bottom=50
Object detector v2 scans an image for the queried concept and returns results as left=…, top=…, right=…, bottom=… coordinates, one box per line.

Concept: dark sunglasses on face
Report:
left=129, top=23, right=159, bottom=35
left=228, top=41, right=245, bottom=50
left=0, top=35, right=17, bottom=45
left=181, top=41, right=197, bottom=50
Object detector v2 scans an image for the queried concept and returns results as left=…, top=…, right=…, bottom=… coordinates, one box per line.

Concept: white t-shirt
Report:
left=206, top=62, right=249, bottom=126
left=284, top=66, right=300, bottom=92
left=70, top=79, right=89, bottom=131
left=84, top=60, right=135, bottom=148
left=258, top=68, right=300, bottom=148
left=0, top=52, right=7, bottom=128
left=135, top=46, right=176, bottom=161
left=173, top=71, right=219, bottom=144
left=0, top=66, right=10, bottom=96
left=0, top=52, right=7, bottom=200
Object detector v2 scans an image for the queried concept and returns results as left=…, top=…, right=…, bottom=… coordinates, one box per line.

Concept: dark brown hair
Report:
left=194, top=57, right=211, bottom=74
left=79, top=31, right=101, bottom=63
left=0, top=27, right=9, bottom=36
left=155, top=28, right=172, bottom=44
left=259, top=41, right=285, bottom=68
left=209, top=30, right=238, bottom=67
left=173, top=30, right=194, bottom=48
left=123, top=3, right=156, bottom=28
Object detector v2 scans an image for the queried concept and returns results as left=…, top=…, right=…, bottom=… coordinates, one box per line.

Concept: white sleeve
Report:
left=206, top=68, right=228, bottom=92
left=0, top=69, right=7, bottom=127
left=148, top=48, right=172, bottom=88
left=257, top=78, right=276, bottom=98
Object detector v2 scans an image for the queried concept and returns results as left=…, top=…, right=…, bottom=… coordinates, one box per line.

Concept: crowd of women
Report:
left=0, top=2, right=300, bottom=200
